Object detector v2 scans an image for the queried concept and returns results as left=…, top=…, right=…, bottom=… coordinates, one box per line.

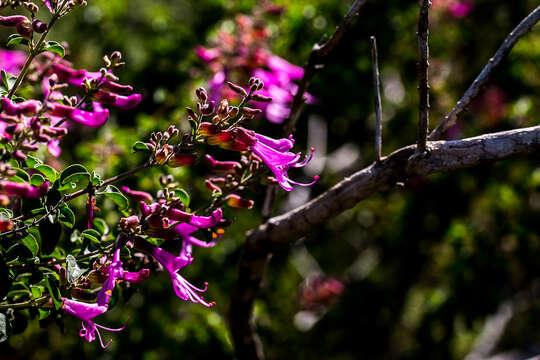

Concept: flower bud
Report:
left=195, top=87, right=208, bottom=102
left=167, top=152, right=198, bottom=167
left=241, top=107, right=262, bottom=117
left=225, top=194, right=254, bottom=209
left=226, top=81, right=248, bottom=97
left=250, top=94, right=272, bottom=103
left=31, top=19, right=47, bottom=33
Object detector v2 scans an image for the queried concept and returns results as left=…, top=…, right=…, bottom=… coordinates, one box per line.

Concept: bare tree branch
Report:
left=429, top=5, right=540, bottom=141
left=370, top=36, right=383, bottom=161
left=229, top=125, right=540, bottom=358
left=417, top=0, right=430, bottom=152
left=283, top=0, right=368, bottom=135
left=249, top=125, right=540, bottom=246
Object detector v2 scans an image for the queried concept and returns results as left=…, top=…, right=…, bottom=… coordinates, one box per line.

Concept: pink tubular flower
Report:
left=134, top=238, right=215, bottom=307
left=0, top=16, right=29, bottom=27
left=0, top=180, right=49, bottom=198
left=140, top=201, right=223, bottom=241
left=1, top=97, right=42, bottom=116
left=251, top=133, right=318, bottom=191
left=97, top=247, right=149, bottom=306
left=61, top=298, right=126, bottom=348
left=175, top=223, right=219, bottom=259
left=50, top=102, right=109, bottom=127
left=121, top=186, right=153, bottom=203
left=94, top=90, right=142, bottom=110
left=0, top=50, right=26, bottom=75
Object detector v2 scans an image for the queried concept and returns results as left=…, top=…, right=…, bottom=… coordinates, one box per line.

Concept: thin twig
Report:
left=429, top=5, right=540, bottom=141
left=417, top=0, right=430, bottom=152
left=8, top=243, right=115, bottom=269
left=0, top=296, right=49, bottom=310
left=370, top=36, right=383, bottom=161
left=283, top=0, right=368, bottom=135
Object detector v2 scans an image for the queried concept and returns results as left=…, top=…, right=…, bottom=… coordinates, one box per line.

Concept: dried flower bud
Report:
left=200, top=100, right=215, bottom=116
left=110, top=51, right=122, bottom=62
left=31, top=19, right=47, bottom=33
left=225, top=194, right=254, bottom=209
left=241, top=107, right=262, bottom=117
left=227, top=81, right=248, bottom=97
left=217, top=99, right=229, bottom=118
left=23, top=1, right=39, bottom=13
left=196, top=87, right=208, bottom=103
left=250, top=94, right=272, bottom=103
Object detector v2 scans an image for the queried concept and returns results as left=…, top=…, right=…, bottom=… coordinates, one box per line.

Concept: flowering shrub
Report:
left=0, top=0, right=317, bottom=348
left=195, top=10, right=314, bottom=124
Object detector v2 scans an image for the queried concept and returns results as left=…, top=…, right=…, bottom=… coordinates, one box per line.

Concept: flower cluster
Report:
left=0, top=48, right=141, bottom=158
left=196, top=10, right=314, bottom=123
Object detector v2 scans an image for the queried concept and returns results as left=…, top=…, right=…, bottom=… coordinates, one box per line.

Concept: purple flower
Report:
left=96, top=247, right=150, bottom=306
left=50, top=102, right=109, bottom=127
left=135, top=238, right=215, bottom=307
left=61, top=298, right=126, bottom=348
left=0, top=180, right=50, bottom=198
left=1, top=97, right=42, bottom=116
left=42, top=0, right=53, bottom=12
left=251, top=133, right=318, bottom=191
left=93, top=90, right=142, bottom=110
left=0, top=50, right=26, bottom=75
left=175, top=223, right=218, bottom=259
left=121, top=186, right=153, bottom=203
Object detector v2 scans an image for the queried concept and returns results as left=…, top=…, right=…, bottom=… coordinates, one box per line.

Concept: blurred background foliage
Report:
left=2, top=0, right=540, bottom=359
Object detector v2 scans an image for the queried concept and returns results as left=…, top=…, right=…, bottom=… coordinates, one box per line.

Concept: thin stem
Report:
left=370, top=36, right=383, bottom=162
left=417, top=0, right=430, bottom=153
left=283, top=0, right=368, bottom=135
left=8, top=243, right=115, bottom=269
left=428, top=5, right=540, bottom=141
left=0, top=296, right=49, bottom=310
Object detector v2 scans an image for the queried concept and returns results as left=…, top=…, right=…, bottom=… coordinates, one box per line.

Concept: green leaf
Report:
left=0, top=313, right=11, bottom=343
left=59, top=164, right=89, bottom=185
left=21, top=233, right=39, bottom=257
left=58, top=205, right=75, bottom=229
left=35, top=164, right=57, bottom=182
left=6, top=35, right=24, bottom=47
left=25, top=155, right=41, bottom=168
left=81, top=229, right=101, bottom=245
left=30, top=285, right=43, bottom=299
left=91, top=171, right=102, bottom=186
left=39, top=217, right=62, bottom=255
left=43, top=41, right=65, bottom=58
left=1, top=70, right=8, bottom=90
left=132, top=141, right=151, bottom=153
left=44, top=274, right=61, bottom=310
left=30, top=173, right=46, bottom=187
left=66, top=255, right=84, bottom=283
left=93, top=218, right=109, bottom=235
left=12, top=168, right=29, bottom=182
left=97, top=185, right=129, bottom=210
left=174, top=189, right=190, bottom=207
